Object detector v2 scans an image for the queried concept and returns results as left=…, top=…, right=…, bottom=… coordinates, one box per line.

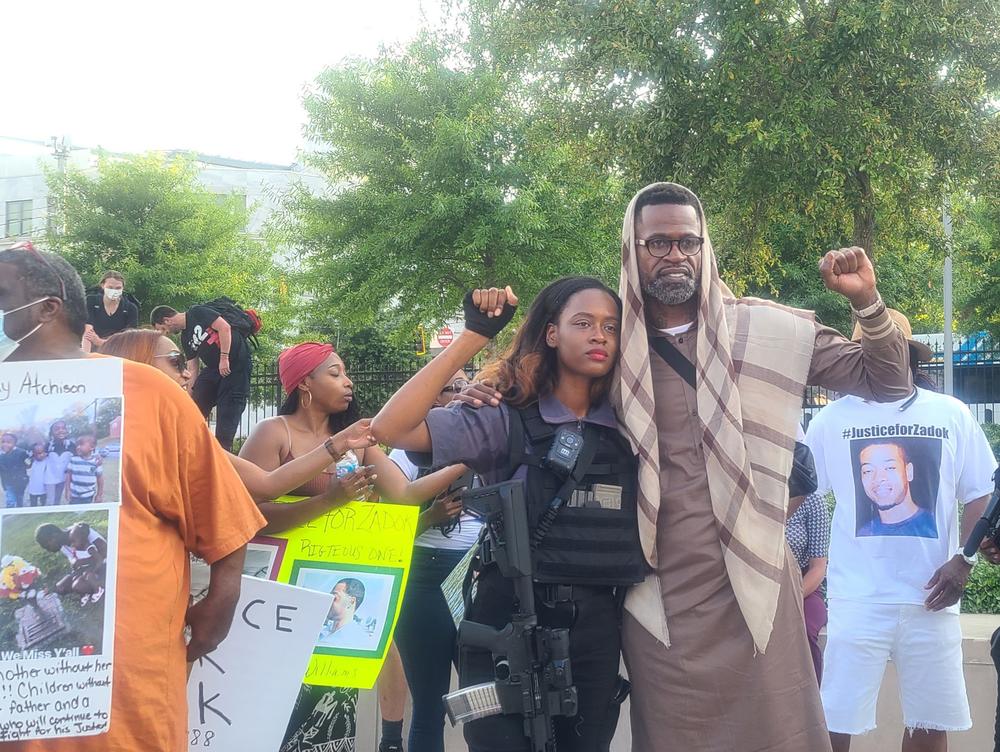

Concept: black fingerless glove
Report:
left=788, top=441, right=818, bottom=499
left=463, top=290, right=517, bottom=339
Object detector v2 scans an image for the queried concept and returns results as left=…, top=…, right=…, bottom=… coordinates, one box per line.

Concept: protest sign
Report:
left=187, top=576, right=332, bottom=751
left=0, top=359, right=123, bottom=741
left=252, top=500, right=418, bottom=689
left=442, top=543, right=478, bottom=629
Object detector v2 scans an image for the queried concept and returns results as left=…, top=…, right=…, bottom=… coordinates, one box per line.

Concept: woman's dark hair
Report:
left=477, top=276, right=622, bottom=407
left=278, top=386, right=362, bottom=435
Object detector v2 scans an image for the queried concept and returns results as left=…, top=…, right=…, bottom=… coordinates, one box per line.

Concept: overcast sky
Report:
left=6, top=0, right=436, bottom=164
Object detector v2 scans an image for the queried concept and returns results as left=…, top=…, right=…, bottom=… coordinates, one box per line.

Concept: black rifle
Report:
left=962, top=469, right=1000, bottom=558
left=442, top=480, right=577, bottom=752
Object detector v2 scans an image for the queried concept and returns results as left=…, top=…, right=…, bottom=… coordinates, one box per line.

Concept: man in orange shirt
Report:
left=0, top=242, right=266, bottom=751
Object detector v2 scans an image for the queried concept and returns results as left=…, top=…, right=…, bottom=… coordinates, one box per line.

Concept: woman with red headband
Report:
left=101, top=329, right=378, bottom=504
left=239, top=341, right=467, bottom=752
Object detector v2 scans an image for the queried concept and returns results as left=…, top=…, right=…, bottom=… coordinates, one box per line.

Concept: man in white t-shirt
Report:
left=318, top=577, right=379, bottom=651
left=806, top=311, right=999, bottom=752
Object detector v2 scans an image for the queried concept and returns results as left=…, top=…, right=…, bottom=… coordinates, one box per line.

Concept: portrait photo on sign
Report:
left=850, top=436, right=942, bottom=539
left=0, top=395, right=123, bottom=507
left=0, top=508, right=114, bottom=656
left=291, top=561, right=403, bottom=657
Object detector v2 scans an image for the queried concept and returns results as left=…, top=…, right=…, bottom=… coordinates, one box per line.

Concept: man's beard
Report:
left=642, top=274, right=697, bottom=306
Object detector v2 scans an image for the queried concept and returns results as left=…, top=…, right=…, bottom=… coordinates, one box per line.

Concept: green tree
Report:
left=462, top=0, right=1000, bottom=322
left=46, top=153, right=289, bottom=352
left=955, top=195, right=1000, bottom=337
left=286, top=35, right=627, bottom=339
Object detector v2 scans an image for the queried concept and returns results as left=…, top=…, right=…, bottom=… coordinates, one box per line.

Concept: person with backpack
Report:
left=82, top=270, right=139, bottom=352
left=151, top=298, right=259, bottom=450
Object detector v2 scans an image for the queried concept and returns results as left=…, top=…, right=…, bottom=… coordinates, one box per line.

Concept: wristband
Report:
left=324, top=436, right=343, bottom=461
left=851, top=293, right=884, bottom=319
left=957, top=548, right=977, bottom=567
left=220, top=351, right=230, bottom=356
left=463, top=290, right=517, bottom=339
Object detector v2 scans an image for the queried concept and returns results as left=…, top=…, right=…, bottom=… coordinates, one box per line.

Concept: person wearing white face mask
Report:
left=82, top=270, right=139, bottom=352
left=0, top=241, right=268, bottom=752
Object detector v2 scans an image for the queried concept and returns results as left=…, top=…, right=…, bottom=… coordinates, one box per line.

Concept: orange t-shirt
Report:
left=14, top=360, right=265, bottom=752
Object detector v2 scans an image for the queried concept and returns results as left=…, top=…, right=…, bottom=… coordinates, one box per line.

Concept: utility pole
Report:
left=49, top=136, right=69, bottom=235
left=942, top=196, right=954, bottom=396
left=50, top=136, right=69, bottom=174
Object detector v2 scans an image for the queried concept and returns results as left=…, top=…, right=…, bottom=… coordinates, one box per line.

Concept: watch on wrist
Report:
left=851, top=293, right=884, bottom=319
left=957, top=548, right=977, bottom=567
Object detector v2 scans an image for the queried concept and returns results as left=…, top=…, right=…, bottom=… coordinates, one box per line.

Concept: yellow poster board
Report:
left=249, top=499, right=418, bottom=689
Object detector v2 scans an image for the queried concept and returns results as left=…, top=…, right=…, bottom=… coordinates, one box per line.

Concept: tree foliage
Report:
left=46, top=153, right=290, bottom=355
left=955, top=195, right=1000, bottom=337
left=287, top=35, right=627, bottom=339
left=461, top=0, right=1000, bottom=330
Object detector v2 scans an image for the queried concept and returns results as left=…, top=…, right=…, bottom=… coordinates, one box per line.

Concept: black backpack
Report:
left=203, top=297, right=262, bottom=347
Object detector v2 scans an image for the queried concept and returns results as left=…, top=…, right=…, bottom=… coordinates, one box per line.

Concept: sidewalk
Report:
left=358, top=614, right=1000, bottom=751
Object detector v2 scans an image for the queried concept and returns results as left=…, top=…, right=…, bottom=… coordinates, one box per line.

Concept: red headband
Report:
left=278, top=343, right=335, bottom=395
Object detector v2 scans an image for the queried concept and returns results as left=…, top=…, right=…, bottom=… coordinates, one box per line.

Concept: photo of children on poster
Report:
left=0, top=358, right=123, bottom=742
left=0, top=510, right=111, bottom=655
left=0, top=376, right=122, bottom=508
left=850, top=436, right=943, bottom=538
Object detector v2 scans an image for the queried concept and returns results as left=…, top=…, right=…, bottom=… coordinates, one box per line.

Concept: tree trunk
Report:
left=851, top=169, right=876, bottom=259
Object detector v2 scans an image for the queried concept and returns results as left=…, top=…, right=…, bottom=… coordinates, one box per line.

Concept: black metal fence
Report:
left=240, top=356, right=436, bottom=440
left=238, top=334, right=1000, bottom=439
left=804, top=333, right=1000, bottom=426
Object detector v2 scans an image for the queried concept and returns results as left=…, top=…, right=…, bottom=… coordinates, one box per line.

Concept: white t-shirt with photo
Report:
left=806, top=388, right=996, bottom=612
left=318, top=617, right=379, bottom=650
left=388, top=448, right=482, bottom=551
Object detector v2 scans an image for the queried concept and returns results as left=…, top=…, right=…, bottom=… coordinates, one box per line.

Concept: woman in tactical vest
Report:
left=372, top=277, right=646, bottom=752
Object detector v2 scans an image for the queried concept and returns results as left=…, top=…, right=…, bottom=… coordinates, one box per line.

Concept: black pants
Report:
left=192, top=364, right=251, bottom=451
left=460, top=567, right=622, bottom=752
left=395, top=546, right=467, bottom=752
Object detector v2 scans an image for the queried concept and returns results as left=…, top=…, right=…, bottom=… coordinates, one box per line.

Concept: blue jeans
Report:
left=394, top=546, right=467, bottom=752
left=4, top=484, right=25, bottom=508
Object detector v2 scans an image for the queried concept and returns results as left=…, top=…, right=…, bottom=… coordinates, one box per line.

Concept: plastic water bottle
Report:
left=336, top=450, right=359, bottom=478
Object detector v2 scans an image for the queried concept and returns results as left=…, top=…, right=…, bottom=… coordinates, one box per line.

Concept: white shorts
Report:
left=822, top=600, right=971, bottom=735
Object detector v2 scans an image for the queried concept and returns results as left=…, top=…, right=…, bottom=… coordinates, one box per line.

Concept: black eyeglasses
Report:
left=155, top=350, right=187, bottom=374
left=637, top=235, right=704, bottom=258
left=7, top=241, right=67, bottom=300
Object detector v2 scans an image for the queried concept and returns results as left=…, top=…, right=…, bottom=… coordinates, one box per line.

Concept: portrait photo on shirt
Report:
left=0, top=508, right=114, bottom=656
left=850, top=436, right=942, bottom=539
left=0, top=396, right=123, bottom=507
left=291, top=562, right=403, bottom=658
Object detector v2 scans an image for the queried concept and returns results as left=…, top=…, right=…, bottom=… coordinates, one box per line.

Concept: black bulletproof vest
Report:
left=504, top=402, right=647, bottom=587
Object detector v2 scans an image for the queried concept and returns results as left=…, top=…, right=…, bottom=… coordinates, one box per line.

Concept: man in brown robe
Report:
left=613, top=183, right=911, bottom=751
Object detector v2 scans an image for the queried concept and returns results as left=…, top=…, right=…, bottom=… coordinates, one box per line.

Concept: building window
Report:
left=5, top=200, right=32, bottom=237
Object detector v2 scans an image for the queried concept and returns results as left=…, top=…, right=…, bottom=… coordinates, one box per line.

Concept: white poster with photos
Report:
left=0, top=358, right=124, bottom=742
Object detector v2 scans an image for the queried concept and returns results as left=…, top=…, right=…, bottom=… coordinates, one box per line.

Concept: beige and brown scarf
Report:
left=614, top=182, right=816, bottom=652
